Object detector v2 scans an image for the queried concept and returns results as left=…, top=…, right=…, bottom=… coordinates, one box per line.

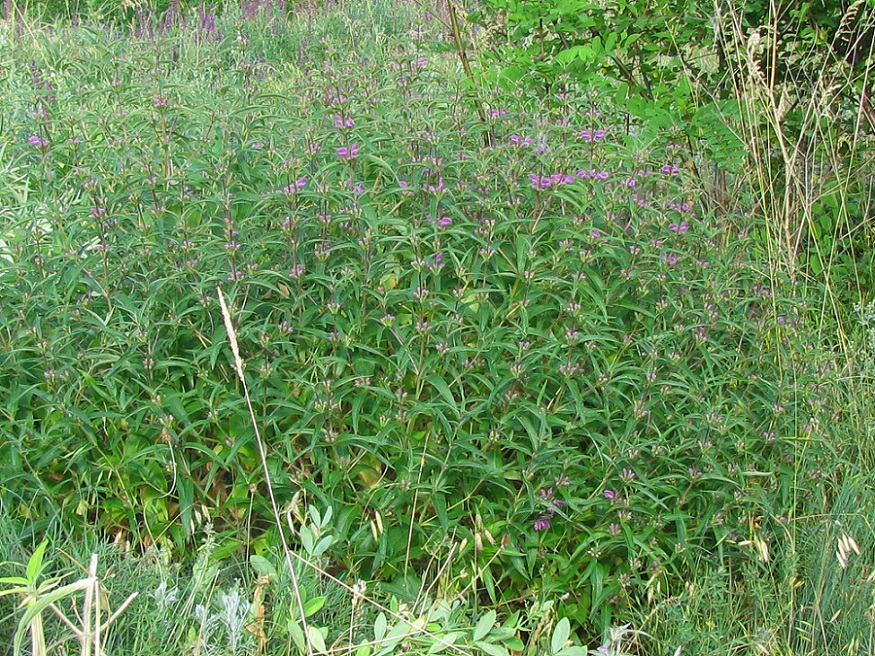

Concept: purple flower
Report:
left=578, top=128, right=606, bottom=142
left=534, top=516, right=551, bottom=531
left=414, top=56, right=427, bottom=69
left=337, top=143, right=359, bottom=160
left=28, top=135, right=49, bottom=149
left=280, top=177, right=308, bottom=194
left=529, top=174, right=553, bottom=190
left=437, top=216, right=452, bottom=228
left=334, top=115, right=355, bottom=129
left=424, top=178, right=445, bottom=194
left=604, top=489, right=615, bottom=500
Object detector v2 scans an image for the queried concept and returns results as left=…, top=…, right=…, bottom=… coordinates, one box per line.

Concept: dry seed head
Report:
left=837, top=533, right=861, bottom=569
left=217, top=286, right=244, bottom=382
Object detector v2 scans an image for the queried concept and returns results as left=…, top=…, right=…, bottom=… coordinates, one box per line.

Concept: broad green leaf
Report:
left=474, top=640, right=509, bottom=656
left=307, top=625, right=326, bottom=653
left=374, top=612, right=388, bottom=642
left=551, top=617, right=571, bottom=654
left=473, top=609, right=496, bottom=642
left=250, top=555, right=277, bottom=579
left=303, top=596, right=326, bottom=617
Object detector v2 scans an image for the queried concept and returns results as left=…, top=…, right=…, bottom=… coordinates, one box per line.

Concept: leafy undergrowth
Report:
left=0, top=1, right=872, bottom=654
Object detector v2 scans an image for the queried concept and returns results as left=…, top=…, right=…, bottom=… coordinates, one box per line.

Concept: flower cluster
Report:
left=279, top=177, right=308, bottom=194
left=533, top=486, right=567, bottom=531
left=337, top=143, right=359, bottom=160
left=28, top=135, right=49, bottom=149
left=578, top=128, right=606, bottom=142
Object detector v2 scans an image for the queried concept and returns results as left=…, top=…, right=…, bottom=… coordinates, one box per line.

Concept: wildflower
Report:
left=337, top=143, right=359, bottom=160
left=423, top=178, right=445, bottom=194
left=414, top=56, right=427, bottom=68
left=28, top=135, right=49, bottom=149
left=529, top=173, right=549, bottom=189
left=280, top=177, right=308, bottom=194
left=578, top=128, right=606, bottom=142
left=334, top=115, right=355, bottom=129
left=534, top=516, right=551, bottom=531
left=604, top=489, right=615, bottom=500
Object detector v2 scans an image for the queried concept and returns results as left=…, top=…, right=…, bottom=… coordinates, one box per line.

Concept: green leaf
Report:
left=307, top=625, right=327, bottom=653
left=288, top=620, right=306, bottom=653
left=312, top=535, right=334, bottom=558
left=25, top=541, right=49, bottom=583
left=428, top=632, right=463, bottom=654
left=473, top=609, right=496, bottom=642
left=14, top=579, right=92, bottom=656
left=474, top=641, right=509, bottom=656
left=556, top=648, right=589, bottom=656
left=300, top=525, right=315, bottom=555
left=250, top=555, right=277, bottom=579
left=551, top=617, right=571, bottom=654
left=303, top=596, right=326, bottom=617
left=374, top=612, right=388, bottom=642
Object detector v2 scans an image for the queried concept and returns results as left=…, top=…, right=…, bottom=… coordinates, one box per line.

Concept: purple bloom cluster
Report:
left=533, top=486, right=567, bottom=531
left=578, top=128, right=606, bottom=142
left=509, top=134, right=533, bottom=147
left=666, top=201, right=693, bottom=213
left=529, top=172, right=575, bottom=190
left=576, top=169, right=610, bottom=181
left=337, top=143, right=359, bottom=160
left=334, top=115, right=355, bottom=129
left=28, top=135, right=49, bottom=149
left=280, top=177, right=308, bottom=194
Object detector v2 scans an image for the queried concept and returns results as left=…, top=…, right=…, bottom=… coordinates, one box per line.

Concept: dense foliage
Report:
left=467, top=0, right=875, bottom=293
left=0, top=1, right=873, bottom=653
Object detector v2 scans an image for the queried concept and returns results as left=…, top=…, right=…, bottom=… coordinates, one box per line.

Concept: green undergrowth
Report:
left=0, top=0, right=874, bottom=653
